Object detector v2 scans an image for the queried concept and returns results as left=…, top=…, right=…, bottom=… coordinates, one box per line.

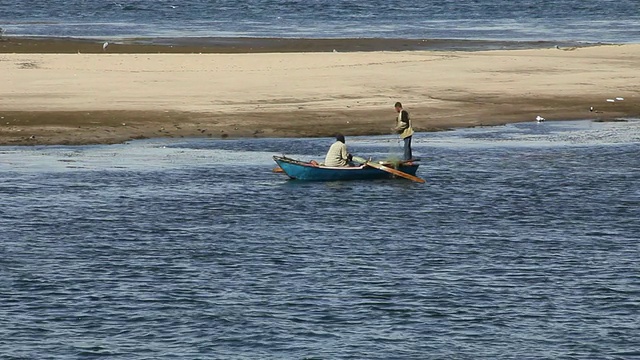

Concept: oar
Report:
left=352, top=156, right=425, bottom=183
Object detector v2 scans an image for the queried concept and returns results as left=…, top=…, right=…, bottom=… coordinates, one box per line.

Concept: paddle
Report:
left=352, top=156, right=425, bottom=183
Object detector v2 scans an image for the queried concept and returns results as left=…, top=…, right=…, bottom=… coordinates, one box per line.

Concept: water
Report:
left=1, top=120, right=639, bottom=359
left=1, top=0, right=639, bottom=43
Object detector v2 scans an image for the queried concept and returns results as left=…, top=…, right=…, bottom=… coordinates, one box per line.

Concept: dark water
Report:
left=1, top=120, right=640, bottom=359
left=1, top=0, right=639, bottom=43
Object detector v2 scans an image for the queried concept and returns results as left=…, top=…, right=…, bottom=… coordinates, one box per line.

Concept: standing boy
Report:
left=394, top=102, right=414, bottom=160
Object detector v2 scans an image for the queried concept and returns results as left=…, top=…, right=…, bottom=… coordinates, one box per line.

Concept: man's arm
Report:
left=340, top=144, right=349, bottom=161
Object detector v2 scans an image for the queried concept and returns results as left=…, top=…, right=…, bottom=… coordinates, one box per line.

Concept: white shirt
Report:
left=324, top=141, right=349, bottom=167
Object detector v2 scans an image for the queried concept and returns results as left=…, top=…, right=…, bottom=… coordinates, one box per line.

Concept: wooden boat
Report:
left=273, top=155, right=421, bottom=182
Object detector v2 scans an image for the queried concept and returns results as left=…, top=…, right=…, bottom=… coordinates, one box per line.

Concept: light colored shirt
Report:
left=324, top=141, right=349, bottom=167
left=395, top=109, right=414, bottom=139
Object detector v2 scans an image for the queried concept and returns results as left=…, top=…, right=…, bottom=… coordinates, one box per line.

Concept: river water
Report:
left=1, top=0, right=640, bottom=43
left=1, top=120, right=639, bottom=359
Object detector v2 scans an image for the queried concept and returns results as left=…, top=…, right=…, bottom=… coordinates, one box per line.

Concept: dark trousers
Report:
left=403, top=136, right=412, bottom=160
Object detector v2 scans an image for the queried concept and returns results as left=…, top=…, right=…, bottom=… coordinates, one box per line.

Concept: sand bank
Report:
left=1, top=38, right=638, bottom=145
left=0, top=36, right=585, bottom=54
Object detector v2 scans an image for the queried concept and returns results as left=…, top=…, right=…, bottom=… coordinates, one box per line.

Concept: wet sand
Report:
left=1, top=37, right=638, bottom=146
left=0, top=36, right=588, bottom=54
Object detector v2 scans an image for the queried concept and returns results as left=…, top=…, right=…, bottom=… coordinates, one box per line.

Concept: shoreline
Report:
left=1, top=102, right=633, bottom=146
left=1, top=37, right=639, bottom=146
left=0, top=36, right=597, bottom=54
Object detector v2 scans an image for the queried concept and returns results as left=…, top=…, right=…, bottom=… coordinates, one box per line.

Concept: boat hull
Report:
left=273, top=156, right=419, bottom=181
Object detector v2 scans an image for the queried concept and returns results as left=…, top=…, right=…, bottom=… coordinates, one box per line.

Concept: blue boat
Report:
left=273, top=155, right=421, bottom=182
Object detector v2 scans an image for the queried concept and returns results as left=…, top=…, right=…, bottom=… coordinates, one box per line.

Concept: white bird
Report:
left=616, top=97, right=624, bottom=101
left=590, top=106, right=594, bottom=112
left=102, top=42, right=109, bottom=51
left=536, top=115, right=545, bottom=122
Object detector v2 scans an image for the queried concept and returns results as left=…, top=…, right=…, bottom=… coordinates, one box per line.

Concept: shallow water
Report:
left=1, top=120, right=639, bottom=359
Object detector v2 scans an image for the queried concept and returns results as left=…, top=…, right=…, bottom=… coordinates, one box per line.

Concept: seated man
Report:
left=324, top=133, right=353, bottom=167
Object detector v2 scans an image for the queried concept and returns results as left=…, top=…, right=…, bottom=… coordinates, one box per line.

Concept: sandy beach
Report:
left=1, top=37, right=639, bottom=145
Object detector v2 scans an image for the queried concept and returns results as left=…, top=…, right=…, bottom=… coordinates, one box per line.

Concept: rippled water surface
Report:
left=1, top=120, right=639, bottom=359
left=1, top=0, right=640, bottom=42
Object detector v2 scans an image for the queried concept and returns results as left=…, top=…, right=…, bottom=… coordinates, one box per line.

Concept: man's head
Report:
left=335, top=133, right=345, bottom=143
left=394, top=102, right=403, bottom=113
